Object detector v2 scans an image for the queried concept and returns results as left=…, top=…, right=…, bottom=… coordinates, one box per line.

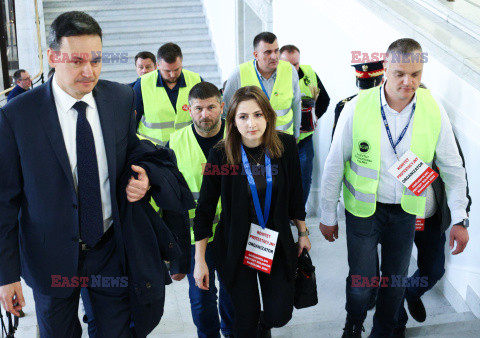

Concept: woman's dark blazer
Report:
left=193, top=132, right=306, bottom=291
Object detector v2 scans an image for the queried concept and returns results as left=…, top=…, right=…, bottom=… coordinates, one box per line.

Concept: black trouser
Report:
left=229, top=246, right=295, bottom=338
left=396, top=211, right=446, bottom=327
left=33, top=228, right=131, bottom=338
left=345, top=203, right=416, bottom=337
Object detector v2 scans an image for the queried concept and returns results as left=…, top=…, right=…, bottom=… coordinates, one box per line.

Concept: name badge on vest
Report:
left=415, top=217, right=425, bottom=231
left=244, top=224, right=278, bottom=274
left=388, top=150, right=438, bottom=196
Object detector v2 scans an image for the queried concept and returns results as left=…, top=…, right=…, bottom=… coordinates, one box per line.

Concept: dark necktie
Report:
left=74, top=101, right=104, bottom=248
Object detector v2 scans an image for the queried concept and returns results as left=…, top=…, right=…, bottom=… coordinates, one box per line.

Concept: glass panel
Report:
left=1, top=0, right=17, bottom=89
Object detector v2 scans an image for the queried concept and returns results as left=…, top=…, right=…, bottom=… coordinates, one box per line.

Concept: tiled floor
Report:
left=11, top=217, right=479, bottom=337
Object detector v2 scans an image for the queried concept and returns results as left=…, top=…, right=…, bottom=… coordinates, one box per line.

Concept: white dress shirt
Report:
left=320, top=85, right=468, bottom=226
left=52, top=75, right=112, bottom=232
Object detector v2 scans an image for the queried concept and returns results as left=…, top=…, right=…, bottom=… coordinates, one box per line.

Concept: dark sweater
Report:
left=193, top=132, right=305, bottom=290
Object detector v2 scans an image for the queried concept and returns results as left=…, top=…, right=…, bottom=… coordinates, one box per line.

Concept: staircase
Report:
left=42, top=0, right=222, bottom=87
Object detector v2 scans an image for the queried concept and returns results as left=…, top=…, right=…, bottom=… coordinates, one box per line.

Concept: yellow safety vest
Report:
left=343, top=87, right=441, bottom=217
left=137, top=69, right=201, bottom=146
left=298, top=64, right=318, bottom=141
left=169, top=125, right=223, bottom=244
left=239, top=60, right=294, bottom=135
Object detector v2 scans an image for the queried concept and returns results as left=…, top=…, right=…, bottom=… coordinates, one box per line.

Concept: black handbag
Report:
left=300, top=97, right=317, bottom=133
left=294, top=248, right=318, bottom=309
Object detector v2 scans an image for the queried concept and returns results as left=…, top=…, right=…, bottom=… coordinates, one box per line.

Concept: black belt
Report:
left=80, top=226, right=114, bottom=252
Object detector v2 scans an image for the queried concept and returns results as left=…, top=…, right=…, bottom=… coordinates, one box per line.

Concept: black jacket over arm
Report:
left=118, top=141, right=194, bottom=337
left=193, top=133, right=306, bottom=291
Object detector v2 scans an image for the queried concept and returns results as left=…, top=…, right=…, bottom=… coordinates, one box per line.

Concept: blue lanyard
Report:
left=241, top=145, right=273, bottom=229
left=379, top=90, right=416, bottom=160
left=253, top=60, right=270, bottom=100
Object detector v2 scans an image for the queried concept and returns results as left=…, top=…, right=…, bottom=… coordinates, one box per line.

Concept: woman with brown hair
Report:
left=193, top=86, right=311, bottom=337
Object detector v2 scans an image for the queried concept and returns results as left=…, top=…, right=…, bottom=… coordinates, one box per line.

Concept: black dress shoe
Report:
left=342, top=315, right=364, bottom=338
left=406, top=297, right=426, bottom=322
left=392, top=327, right=406, bottom=338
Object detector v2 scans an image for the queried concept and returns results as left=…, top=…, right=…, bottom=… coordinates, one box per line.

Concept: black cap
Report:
left=352, top=61, right=384, bottom=89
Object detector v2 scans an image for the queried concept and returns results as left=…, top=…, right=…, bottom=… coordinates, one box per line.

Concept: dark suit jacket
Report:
left=0, top=78, right=147, bottom=297
left=193, top=133, right=306, bottom=291
left=7, top=84, right=28, bottom=102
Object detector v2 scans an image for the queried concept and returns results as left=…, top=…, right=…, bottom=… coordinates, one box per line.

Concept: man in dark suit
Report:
left=0, top=11, right=151, bottom=337
left=7, top=69, right=32, bottom=102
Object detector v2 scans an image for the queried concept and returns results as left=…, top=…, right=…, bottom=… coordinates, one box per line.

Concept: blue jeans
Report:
left=396, top=211, right=446, bottom=328
left=345, top=203, right=416, bottom=337
left=298, top=135, right=314, bottom=205
left=187, top=244, right=234, bottom=338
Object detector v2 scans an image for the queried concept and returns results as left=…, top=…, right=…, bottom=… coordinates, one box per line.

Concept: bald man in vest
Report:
left=280, top=44, right=330, bottom=205
left=222, top=32, right=302, bottom=138
left=319, top=38, right=469, bottom=338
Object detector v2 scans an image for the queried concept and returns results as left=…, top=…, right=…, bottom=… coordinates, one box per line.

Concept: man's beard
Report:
left=195, top=118, right=221, bottom=134
left=163, top=75, right=181, bottom=84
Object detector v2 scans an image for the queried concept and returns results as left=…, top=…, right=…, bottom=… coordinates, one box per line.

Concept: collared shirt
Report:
left=133, top=70, right=201, bottom=126
left=51, top=75, right=112, bottom=232
left=320, top=84, right=468, bottom=227
left=222, top=61, right=302, bottom=138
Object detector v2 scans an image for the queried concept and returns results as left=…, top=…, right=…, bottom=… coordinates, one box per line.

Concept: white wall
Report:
left=202, top=0, right=237, bottom=82
left=272, top=0, right=480, bottom=311
left=14, top=0, right=47, bottom=87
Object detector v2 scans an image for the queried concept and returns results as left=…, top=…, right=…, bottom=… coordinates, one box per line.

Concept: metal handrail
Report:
left=0, top=0, right=43, bottom=97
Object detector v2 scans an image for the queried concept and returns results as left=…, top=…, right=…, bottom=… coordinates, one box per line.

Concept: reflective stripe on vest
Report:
left=137, top=69, right=201, bottom=145
left=169, top=126, right=224, bottom=244
left=343, top=87, right=441, bottom=217
left=298, top=64, right=318, bottom=141
left=137, top=132, right=167, bottom=147
left=239, top=60, right=294, bottom=135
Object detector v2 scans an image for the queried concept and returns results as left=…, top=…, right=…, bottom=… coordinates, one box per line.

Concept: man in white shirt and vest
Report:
left=167, top=82, right=234, bottom=338
left=280, top=44, right=330, bottom=205
left=222, top=32, right=302, bottom=138
left=319, top=38, right=469, bottom=338
left=134, top=42, right=202, bottom=146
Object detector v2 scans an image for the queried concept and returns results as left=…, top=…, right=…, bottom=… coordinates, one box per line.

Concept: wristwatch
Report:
left=454, top=218, right=469, bottom=229
left=298, top=227, right=310, bottom=237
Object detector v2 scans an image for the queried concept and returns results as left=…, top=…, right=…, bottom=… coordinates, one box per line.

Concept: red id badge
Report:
left=415, top=218, right=425, bottom=231
left=388, top=150, right=438, bottom=196
left=243, top=224, right=278, bottom=274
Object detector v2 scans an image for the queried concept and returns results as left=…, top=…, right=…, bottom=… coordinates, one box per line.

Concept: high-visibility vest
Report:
left=298, top=64, right=318, bottom=141
left=239, top=60, right=294, bottom=135
left=169, top=126, right=223, bottom=244
left=343, top=87, right=441, bottom=217
left=137, top=69, right=202, bottom=146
